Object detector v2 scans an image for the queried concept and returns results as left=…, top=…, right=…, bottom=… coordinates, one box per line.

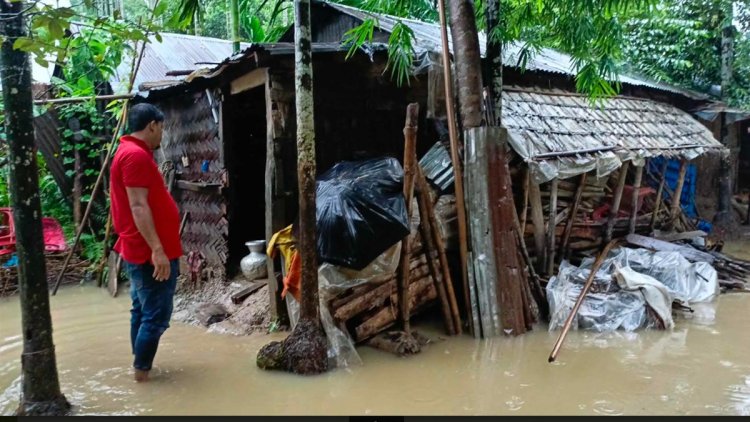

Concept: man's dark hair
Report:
left=128, top=103, right=165, bottom=132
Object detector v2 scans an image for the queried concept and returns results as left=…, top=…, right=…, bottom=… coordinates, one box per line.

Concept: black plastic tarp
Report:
left=315, top=157, right=409, bottom=270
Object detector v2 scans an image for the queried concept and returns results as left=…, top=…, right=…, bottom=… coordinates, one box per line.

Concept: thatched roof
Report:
left=503, top=89, right=725, bottom=183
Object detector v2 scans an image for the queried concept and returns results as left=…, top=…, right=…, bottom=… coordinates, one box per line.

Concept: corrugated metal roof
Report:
left=112, top=33, right=253, bottom=94
left=320, top=1, right=710, bottom=101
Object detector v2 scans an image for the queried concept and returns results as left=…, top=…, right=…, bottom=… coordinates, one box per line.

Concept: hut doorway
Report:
left=223, top=85, right=268, bottom=278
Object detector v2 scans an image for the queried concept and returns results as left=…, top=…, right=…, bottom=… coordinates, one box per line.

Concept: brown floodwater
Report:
left=1, top=244, right=749, bottom=416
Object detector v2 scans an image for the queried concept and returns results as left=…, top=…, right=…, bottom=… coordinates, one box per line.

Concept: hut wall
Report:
left=155, top=90, right=228, bottom=269
left=267, top=54, right=436, bottom=225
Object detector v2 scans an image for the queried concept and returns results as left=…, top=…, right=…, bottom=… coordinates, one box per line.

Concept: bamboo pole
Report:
left=397, top=103, right=420, bottom=335
left=437, top=0, right=472, bottom=335
left=52, top=12, right=153, bottom=295
left=605, top=161, right=630, bottom=243
left=548, top=239, right=621, bottom=363
left=560, top=173, right=587, bottom=260
left=649, top=160, right=669, bottom=232
left=629, top=164, right=644, bottom=234
left=34, top=93, right=135, bottom=106
left=546, top=178, right=559, bottom=276
left=667, top=159, right=689, bottom=231
left=417, top=166, right=462, bottom=335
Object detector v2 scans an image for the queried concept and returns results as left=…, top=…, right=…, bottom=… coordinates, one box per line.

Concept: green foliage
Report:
left=623, top=0, right=750, bottom=107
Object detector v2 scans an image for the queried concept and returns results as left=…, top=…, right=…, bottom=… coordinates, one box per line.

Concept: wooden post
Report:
left=529, top=181, right=546, bottom=271
left=605, top=161, right=630, bottom=243
left=437, top=0, right=472, bottom=335
left=398, top=103, right=420, bottom=334
left=668, top=159, right=689, bottom=231
left=650, top=160, right=669, bottom=232
left=560, top=173, right=587, bottom=260
left=629, top=164, right=644, bottom=234
left=546, top=178, right=559, bottom=276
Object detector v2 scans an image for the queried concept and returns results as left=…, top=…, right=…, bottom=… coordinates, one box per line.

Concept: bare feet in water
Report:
left=134, top=369, right=150, bottom=383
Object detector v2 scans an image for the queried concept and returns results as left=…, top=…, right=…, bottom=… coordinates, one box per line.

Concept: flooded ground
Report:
left=1, top=246, right=749, bottom=415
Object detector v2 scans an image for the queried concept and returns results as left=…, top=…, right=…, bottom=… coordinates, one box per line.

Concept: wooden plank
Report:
left=230, top=281, right=266, bottom=304
left=230, top=68, right=268, bottom=95
left=629, top=164, right=644, bottom=234
left=529, top=181, right=546, bottom=271
left=464, top=128, right=500, bottom=337
left=605, top=161, right=630, bottom=243
left=625, top=234, right=715, bottom=263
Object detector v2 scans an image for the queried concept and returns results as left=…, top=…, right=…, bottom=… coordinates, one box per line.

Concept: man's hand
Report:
left=127, top=186, right=171, bottom=282
left=151, top=247, right=170, bottom=281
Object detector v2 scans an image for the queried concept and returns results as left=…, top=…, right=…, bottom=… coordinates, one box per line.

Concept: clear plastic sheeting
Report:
left=607, top=248, right=719, bottom=306
left=547, top=247, right=719, bottom=332
left=547, top=260, right=651, bottom=332
left=316, top=242, right=402, bottom=369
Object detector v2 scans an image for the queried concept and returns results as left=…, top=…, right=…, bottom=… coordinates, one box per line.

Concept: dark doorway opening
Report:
left=223, top=86, right=267, bottom=278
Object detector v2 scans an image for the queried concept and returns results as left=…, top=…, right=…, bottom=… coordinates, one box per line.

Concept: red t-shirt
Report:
left=110, top=135, right=183, bottom=264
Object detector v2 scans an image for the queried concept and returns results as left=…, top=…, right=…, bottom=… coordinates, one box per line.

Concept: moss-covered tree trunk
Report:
left=256, top=0, right=328, bottom=375
left=0, top=0, right=70, bottom=416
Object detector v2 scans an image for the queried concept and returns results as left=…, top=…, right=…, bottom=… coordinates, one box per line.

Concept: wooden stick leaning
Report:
left=416, top=165, right=462, bottom=335
left=437, top=0, right=472, bottom=335
left=548, top=239, right=621, bottom=363
left=415, top=175, right=456, bottom=335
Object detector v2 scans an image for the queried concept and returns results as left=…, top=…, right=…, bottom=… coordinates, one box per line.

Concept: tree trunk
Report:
left=715, top=0, right=736, bottom=234
left=256, top=0, right=328, bottom=375
left=484, top=0, right=502, bottom=127
left=230, top=0, right=240, bottom=53
left=0, top=0, right=70, bottom=415
left=449, top=0, right=484, bottom=129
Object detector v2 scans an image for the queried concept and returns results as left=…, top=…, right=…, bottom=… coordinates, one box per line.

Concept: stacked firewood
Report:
left=0, top=253, right=88, bottom=297
left=328, top=236, right=440, bottom=343
left=711, top=252, right=750, bottom=291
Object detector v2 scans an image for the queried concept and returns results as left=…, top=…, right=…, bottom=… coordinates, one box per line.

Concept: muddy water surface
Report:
left=1, top=245, right=749, bottom=415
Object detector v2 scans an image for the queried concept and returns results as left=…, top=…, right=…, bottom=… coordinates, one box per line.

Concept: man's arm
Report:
left=126, top=187, right=171, bottom=281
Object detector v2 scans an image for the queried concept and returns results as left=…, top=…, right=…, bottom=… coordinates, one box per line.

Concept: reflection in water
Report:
left=0, top=276, right=749, bottom=415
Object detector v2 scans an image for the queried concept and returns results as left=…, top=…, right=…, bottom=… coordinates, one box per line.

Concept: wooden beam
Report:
left=605, top=161, right=630, bottom=243
left=629, top=164, right=644, bottom=234
left=230, top=68, right=268, bottom=95
left=529, top=181, right=546, bottom=271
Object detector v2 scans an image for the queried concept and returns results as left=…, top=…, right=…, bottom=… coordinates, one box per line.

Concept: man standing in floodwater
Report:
left=110, top=103, right=182, bottom=383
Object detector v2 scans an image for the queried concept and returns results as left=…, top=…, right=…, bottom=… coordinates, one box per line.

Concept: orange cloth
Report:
left=281, top=250, right=301, bottom=302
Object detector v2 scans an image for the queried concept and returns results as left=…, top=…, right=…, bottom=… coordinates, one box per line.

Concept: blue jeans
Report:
left=126, top=259, right=179, bottom=371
